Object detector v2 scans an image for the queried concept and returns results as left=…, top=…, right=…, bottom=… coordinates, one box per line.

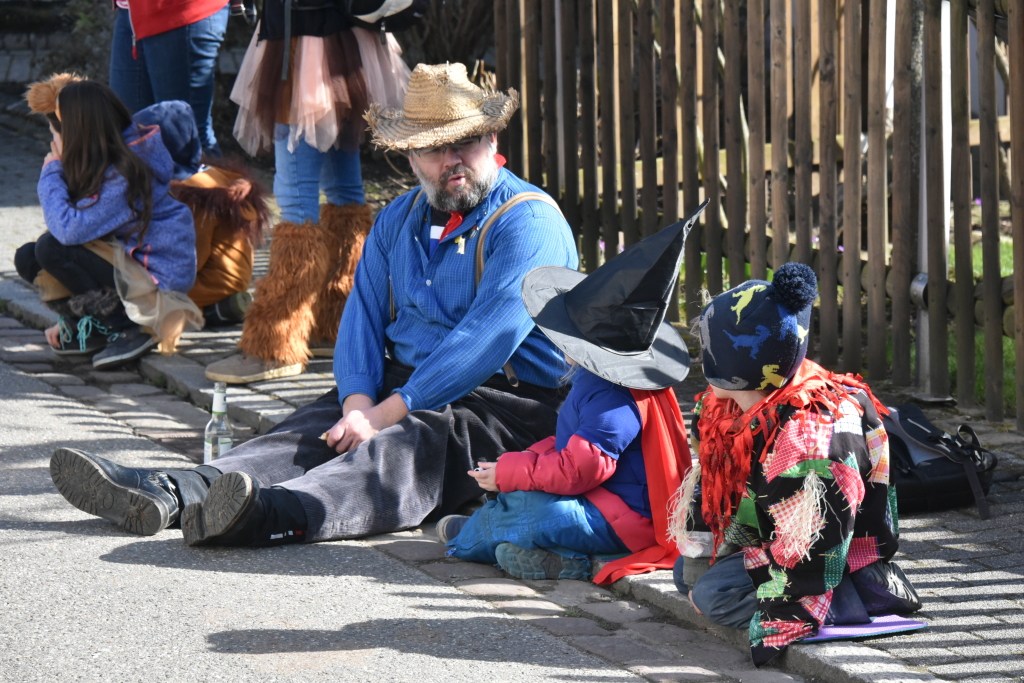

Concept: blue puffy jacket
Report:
left=37, top=121, right=197, bottom=293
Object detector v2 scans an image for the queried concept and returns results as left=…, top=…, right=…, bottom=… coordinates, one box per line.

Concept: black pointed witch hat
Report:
left=521, top=200, right=708, bottom=390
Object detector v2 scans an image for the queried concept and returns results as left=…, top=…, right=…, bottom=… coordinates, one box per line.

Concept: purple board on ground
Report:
left=802, top=615, right=927, bottom=642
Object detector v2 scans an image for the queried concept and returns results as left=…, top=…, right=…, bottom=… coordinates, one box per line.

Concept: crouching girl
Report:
left=437, top=204, right=707, bottom=585
left=14, top=79, right=198, bottom=368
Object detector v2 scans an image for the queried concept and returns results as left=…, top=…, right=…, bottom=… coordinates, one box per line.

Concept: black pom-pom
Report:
left=771, top=262, right=818, bottom=313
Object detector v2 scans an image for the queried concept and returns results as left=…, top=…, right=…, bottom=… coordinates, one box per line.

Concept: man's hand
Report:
left=468, top=461, right=498, bottom=491
left=325, top=392, right=409, bottom=453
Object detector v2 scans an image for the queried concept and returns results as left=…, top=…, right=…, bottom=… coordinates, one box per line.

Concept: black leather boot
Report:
left=49, top=448, right=218, bottom=535
left=182, top=471, right=307, bottom=547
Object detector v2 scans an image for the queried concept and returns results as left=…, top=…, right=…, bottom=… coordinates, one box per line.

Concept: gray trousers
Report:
left=212, top=362, right=565, bottom=542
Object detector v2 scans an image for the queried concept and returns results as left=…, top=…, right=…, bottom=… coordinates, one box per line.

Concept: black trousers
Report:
left=211, top=361, right=568, bottom=542
left=15, top=232, right=117, bottom=295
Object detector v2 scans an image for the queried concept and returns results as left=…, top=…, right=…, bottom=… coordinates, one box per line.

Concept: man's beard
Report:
left=415, top=160, right=499, bottom=214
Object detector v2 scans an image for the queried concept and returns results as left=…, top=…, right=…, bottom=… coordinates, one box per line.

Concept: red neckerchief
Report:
left=593, top=387, right=691, bottom=585
left=696, top=359, right=888, bottom=558
left=437, top=154, right=507, bottom=242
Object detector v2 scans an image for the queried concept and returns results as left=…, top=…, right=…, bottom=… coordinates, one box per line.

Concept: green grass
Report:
left=947, top=329, right=1017, bottom=414
left=948, top=238, right=1014, bottom=281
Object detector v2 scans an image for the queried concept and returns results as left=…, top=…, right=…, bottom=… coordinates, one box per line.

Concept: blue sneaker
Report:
left=49, top=315, right=110, bottom=356
left=495, top=543, right=591, bottom=580
left=435, top=514, right=470, bottom=544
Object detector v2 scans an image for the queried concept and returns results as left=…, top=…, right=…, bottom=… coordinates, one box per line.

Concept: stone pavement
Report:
left=0, top=359, right=665, bottom=683
left=4, top=276, right=1023, bottom=683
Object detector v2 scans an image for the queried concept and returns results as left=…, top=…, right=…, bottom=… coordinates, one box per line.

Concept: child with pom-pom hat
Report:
left=670, top=262, right=920, bottom=666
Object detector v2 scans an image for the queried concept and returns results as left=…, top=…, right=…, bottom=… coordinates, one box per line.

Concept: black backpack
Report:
left=884, top=403, right=998, bottom=519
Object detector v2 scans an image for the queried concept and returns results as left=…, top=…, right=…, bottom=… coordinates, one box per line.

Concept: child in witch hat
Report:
left=436, top=202, right=708, bottom=584
left=670, top=264, right=920, bottom=666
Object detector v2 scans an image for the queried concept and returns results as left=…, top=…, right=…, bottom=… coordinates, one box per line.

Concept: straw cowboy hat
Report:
left=364, top=62, right=519, bottom=151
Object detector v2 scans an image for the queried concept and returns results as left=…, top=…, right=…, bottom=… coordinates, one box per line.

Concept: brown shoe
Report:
left=205, top=352, right=303, bottom=384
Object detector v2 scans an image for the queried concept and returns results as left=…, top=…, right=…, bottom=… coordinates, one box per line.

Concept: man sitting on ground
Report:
left=49, top=63, right=579, bottom=546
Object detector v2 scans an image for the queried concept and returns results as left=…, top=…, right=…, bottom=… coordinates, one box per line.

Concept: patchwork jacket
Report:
left=689, top=378, right=898, bottom=665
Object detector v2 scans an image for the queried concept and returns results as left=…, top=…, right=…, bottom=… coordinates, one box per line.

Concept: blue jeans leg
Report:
left=690, top=551, right=758, bottom=629
left=447, top=490, right=630, bottom=566
left=131, top=6, right=229, bottom=155
left=109, top=9, right=155, bottom=114
left=321, top=145, right=365, bottom=206
left=274, top=125, right=326, bottom=224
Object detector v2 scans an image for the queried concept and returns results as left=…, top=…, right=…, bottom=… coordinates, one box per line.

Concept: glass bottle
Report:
left=203, top=382, right=234, bottom=463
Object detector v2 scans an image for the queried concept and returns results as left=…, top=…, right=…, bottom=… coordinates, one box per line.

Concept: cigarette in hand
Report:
left=319, top=431, right=329, bottom=441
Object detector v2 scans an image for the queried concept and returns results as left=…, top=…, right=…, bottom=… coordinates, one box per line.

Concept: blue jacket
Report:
left=554, top=370, right=649, bottom=517
left=334, top=168, right=579, bottom=411
left=37, top=121, right=197, bottom=293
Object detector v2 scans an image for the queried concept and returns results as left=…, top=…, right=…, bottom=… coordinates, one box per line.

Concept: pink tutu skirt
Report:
left=231, top=25, right=411, bottom=156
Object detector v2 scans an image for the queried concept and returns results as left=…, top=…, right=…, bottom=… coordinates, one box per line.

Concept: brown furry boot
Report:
left=237, top=220, right=333, bottom=366
left=309, top=203, right=374, bottom=346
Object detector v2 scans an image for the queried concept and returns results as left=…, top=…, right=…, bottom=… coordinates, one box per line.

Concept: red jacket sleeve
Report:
left=495, top=434, right=618, bottom=496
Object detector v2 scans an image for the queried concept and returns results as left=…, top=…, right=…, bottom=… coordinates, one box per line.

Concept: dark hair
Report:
left=57, top=81, right=153, bottom=241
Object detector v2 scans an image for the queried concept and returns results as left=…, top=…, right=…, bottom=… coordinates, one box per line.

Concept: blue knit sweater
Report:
left=37, top=121, right=197, bottom=293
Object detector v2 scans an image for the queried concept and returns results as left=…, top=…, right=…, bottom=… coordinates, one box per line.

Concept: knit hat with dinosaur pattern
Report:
left=698, top=262, right=818, bottom=392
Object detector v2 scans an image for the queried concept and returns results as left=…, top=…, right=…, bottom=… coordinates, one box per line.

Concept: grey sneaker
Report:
left=495, top=543, right=591, bottom=580
left=435, top=514, right=470, bottom=544
left=307, top=340, right=335, bottom=358
left=205, top=352, right=303, bottom=384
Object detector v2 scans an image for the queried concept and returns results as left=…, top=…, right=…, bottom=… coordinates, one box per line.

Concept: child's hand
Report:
left=49, top=126, right=63, bottom=157
left=468, top=461, right=498, bottom=491
left=43, top=140, right=61, bottom=166
left=44, top=324, right=61, bottom=348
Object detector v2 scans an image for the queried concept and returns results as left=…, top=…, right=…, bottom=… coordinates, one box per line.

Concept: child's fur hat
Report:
left=24, top=73, right=85, bottom=115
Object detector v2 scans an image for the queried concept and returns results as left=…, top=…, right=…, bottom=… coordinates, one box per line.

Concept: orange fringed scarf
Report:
left=696, top=359, right=888, bottom=558
left=593, top=387, right=691, bottom=585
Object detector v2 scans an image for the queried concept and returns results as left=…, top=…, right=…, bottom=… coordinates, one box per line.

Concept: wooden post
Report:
left=977, top=0, right=1001, bottom=419
left=542, top=0, right=561, bottom=201
left=618, top=0, right=639, bottom=246
left=770, top=0, right=789, bottom=272
left=662, top=0, right=679, bottom=230
left=599, top=0, right=621, bottom=261
left=662, top=0, right=681, bottom=318
left=506, top=0, right=523, bottom=175
left=524, top=0, right=544, bottom=186
left=1010, top=1, right=1024, bottom=429
left=818, top=0, right=838, bottom=368
left=950, top=0, right=975, bottom=407
left=724, top=0, right=746, bottom=289
left=794, top=0, right=813, bottom=266
left=561, top=0, right=581, bottom=240
left=703, top=0, right=722, bottom=293
left=638, top=0, right=659, bottom=240
left=580, top=0, right=600, bottom=272
left=842, top=0, right=862, bottom=374
left=923, top=0, right=949, bottom=397
left=748, top=0, right=767, bottom=281
left=889, top=0, right=923, bottom=387
left=865, top=0, right=887, bottom=381
left=495, top=0, right=509, bottom=156
left=682, top=0, right=702, bottom=321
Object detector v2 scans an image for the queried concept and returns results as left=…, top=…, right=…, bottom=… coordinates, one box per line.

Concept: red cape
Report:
left=592, top=387, right=692, bottom=585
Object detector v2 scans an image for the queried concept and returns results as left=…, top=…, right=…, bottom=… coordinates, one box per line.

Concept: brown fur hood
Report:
left=171, top=157, right=271, bottom=248
left=25, top=72, right=85, bottom=115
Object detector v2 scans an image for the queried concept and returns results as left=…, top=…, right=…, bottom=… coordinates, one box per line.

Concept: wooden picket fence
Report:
left=492, top=0, right=1024, bottom=426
